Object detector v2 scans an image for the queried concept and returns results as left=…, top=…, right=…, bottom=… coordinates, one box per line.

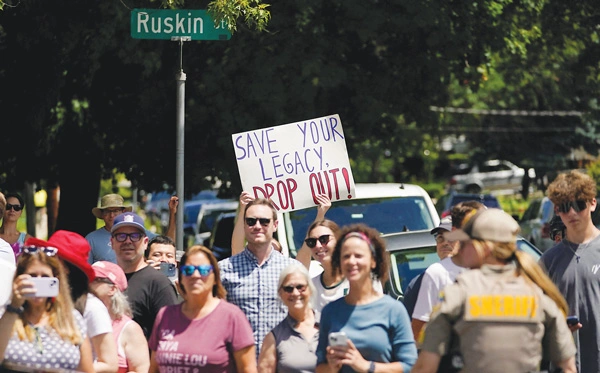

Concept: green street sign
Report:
left=131, top=9, right=231, bottom=41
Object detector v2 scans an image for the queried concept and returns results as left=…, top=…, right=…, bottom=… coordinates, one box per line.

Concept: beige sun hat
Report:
left=92, top=194, right=133, bottom=219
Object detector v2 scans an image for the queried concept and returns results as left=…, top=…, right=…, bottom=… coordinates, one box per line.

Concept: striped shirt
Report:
left=219, top=248, right=299, bottom=356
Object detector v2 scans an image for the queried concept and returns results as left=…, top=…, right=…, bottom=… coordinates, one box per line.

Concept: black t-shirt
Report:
left=125, top=265, right=178, bottom=339
left=402, top=272, right=425, bottom=318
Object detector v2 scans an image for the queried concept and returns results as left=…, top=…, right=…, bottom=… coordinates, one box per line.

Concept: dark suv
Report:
left=435, top=192, right=501, bottom=218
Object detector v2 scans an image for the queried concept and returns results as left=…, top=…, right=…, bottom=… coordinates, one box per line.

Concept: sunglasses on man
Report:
left=245, top=217, right=271, bottom=227
left=556, top=200, right=587, bottom=214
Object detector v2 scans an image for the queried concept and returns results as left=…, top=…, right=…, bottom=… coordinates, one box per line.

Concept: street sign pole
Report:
left=174, top=37, right=188, bottom=255
left=130, top=9, right=230, bottom=254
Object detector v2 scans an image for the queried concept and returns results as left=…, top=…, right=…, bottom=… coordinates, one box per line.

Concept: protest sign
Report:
left=232, top=114, right=356, bottom=212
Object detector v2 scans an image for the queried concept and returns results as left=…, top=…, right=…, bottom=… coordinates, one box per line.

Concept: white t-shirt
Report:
left=84, top=293, right=113, bottom=338
left=0, top=238, right=15, bottom=267
left=412, top=257, right=464, bottom=322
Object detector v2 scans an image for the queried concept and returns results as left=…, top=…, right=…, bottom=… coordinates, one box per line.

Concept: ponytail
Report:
left=514, top=250, right=569, bottom=316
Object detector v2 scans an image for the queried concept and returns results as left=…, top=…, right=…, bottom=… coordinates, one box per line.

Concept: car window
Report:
left=388, top=246, right=439, bottom=296
left=184, top=204, right=202, bottom=224
left=286, top=196, right=436, bottom=256
left=386, top=237, right=541, bottom=300
left=199, top=208, right=237, bottom=234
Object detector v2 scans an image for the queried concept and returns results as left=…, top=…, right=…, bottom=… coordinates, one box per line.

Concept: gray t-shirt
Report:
left=539, top=236, right=600, bottom=372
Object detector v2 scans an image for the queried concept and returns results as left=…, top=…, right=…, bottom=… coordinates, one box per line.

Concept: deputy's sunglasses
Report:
left=281, top=284, right=307, bottom=293
left=113, top=232, right=144, bottom=242
left=245, top=217, right=271, bottom=227
left=180, top=264, right=213, bottom=277
left=6, top=204, right=23, bottom=212
left=22, top=246, right=58, bottom=257
left=556, top=200, right=587, bottom=214
left=304, top=234, right=331, bottom=248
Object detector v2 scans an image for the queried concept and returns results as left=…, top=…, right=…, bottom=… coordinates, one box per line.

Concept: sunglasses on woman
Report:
left=180, top=264, right=213, bottom=277
left=304, top=234, right=331, bottom=248
left=556, top=200, right=587, bottom=214
left=22, top=246, right=58, bottom=257
left=6, top=204, right=23, bottom=212
left=281, top=284, right=307, bottom=293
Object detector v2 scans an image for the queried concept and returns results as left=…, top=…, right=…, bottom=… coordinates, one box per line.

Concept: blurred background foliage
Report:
left=0, top=0, right=598, bottom=235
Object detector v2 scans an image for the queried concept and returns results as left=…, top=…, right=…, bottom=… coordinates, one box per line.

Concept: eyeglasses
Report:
left=22, top=246, right=58, bottom=257
left=304, top=234, right=331, bottom=248
left=245, top=217, right=271, bottom=227
left=556, top=200, right=587, bottom=214
left=281, top=284, right=308, bottom=293
left=6, top=204, right=23, bottom=212
left=180, top=264, right=213, bottom=277
left=113, top=232, right=144, bottom=242
left=103, top=208, right=125, bottom=216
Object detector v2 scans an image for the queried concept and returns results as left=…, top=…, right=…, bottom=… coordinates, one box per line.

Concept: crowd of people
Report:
left=0, top=169, right=596, bottom=372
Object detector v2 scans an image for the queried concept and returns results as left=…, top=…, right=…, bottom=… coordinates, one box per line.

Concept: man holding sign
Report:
left=232, top=114, right=356, bottom=212
left=218, top=198, right=300, bottom=358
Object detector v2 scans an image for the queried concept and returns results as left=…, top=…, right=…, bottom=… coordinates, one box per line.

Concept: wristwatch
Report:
left=368, top=361, right=376, bottom=373
left=5, top=304, right=24, bottom=315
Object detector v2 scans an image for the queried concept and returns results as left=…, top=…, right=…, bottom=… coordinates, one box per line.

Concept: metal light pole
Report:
left=174, top=37, right=189, bottom=255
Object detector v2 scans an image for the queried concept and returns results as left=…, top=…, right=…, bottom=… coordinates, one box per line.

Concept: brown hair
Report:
left=332, top=224, right=389, bottom=284
left=306, top=219, right=342, bottom=240
left=178, top=245, right=227, bottom=299
left=14, top=251, right=82, bottom=345
left=245, top=198, right=278, bottom=220
left=548, top=170, right=597, bottom=205
left=451, top=201, right=485, bottom=229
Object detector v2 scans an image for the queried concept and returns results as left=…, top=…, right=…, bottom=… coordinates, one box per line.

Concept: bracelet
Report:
left=368, top=361, right=376, bottom=373
left=5, top=304, right=24, bottom=315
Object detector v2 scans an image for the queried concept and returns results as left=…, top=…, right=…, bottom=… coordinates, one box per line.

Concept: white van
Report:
left=275, top=183, right=440, bottom=258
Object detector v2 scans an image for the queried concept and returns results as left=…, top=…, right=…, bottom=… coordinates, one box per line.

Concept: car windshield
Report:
left=285, top=196, right=436, bottom=256
left=389, top=245, right=439, bottom=295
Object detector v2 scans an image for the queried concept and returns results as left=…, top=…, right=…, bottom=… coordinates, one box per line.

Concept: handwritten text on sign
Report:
left=232, top=114, right=356, bottom=212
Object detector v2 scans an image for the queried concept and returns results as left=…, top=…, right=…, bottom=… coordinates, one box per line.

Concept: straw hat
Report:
left=92, top=194, right=132, bottom=219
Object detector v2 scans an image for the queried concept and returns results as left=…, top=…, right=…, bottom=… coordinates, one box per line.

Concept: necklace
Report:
left=566, top=240, right=588, bottom=263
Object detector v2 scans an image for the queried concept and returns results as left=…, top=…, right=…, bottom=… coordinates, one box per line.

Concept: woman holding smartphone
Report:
left=316, top=224, right=417, bottom=373
left=0, top=242, right=94, bottom=373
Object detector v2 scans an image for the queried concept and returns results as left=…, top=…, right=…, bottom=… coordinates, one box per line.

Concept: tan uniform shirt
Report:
left=421, top=263, right=576, bottom=373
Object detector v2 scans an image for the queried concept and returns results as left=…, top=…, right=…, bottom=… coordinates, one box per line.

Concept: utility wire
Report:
left=430, top=106, right=584, bottom=117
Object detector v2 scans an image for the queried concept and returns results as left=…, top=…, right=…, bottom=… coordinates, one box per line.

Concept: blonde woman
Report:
left=90, top=261, right=150, bottom=373
left=0, top=242, right=94, bottom=372
left=412, top=209, right=576, bottom=373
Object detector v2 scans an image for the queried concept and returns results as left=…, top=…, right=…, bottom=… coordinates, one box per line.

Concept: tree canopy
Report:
left=0, top=0, right=598, bottom=235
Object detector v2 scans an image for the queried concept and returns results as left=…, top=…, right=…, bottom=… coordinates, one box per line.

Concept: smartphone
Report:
left=328, top=331, right=348, bottom=347
left=26, top=277, right=59, bottom=298
left=160, top=262, right=177, bottom=278
left=567, top=315, right=579, bottom=326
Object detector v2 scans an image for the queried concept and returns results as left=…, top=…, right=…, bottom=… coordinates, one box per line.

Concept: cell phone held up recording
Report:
left=25, top=277, right=60, bottom=298
left=567, top=315, right=579, bottom=326
left=328, top=332, right=348, bottom=347
left=159, top=262, right=177, bottom=278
